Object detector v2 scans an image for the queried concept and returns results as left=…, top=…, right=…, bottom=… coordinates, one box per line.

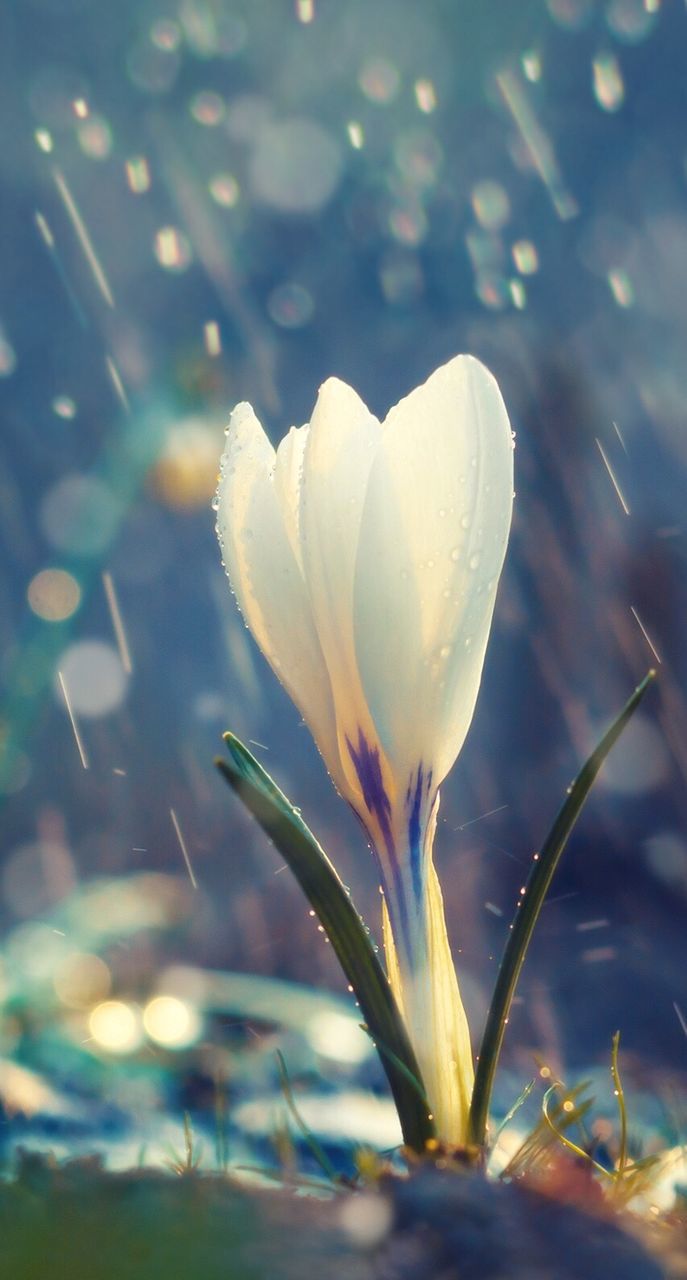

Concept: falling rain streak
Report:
left=57, top=670, right=89, bottom=769
left=52, top=168, right=115, bottom=307
left=595, top=438, right=631, bottom=515
left=630, top=606, right=662, bottom=664
left=170, top=809, right=198, bottom=889
left=105, top=356, right=130, bottom=413
left=102, top=572, right=133, bottom=674
left=495, top=68, right=577, bottom=219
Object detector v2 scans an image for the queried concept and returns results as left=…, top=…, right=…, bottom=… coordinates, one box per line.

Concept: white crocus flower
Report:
left=216, top=355, right=514, bottom=1145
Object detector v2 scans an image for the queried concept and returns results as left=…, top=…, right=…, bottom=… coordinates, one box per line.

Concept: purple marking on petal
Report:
left=346, top=728, right=411, bottom=955
left=408, top=763, right=425, bottom=902
left=346, top=729, right=393, bottom=852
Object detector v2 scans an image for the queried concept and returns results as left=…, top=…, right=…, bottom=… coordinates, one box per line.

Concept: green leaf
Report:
left=468, top=669, right=657, bottom=1148
left=215, top=734, right=435, bottom=1153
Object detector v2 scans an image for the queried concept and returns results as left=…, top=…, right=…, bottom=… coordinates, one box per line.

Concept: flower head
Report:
left=216, top=355, right=514, bottom=1142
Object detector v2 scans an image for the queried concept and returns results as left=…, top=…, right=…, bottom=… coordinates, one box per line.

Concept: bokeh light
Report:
left=27, top=568, right=81, bottom=621
left=151, top=420, right=221, bottom=509
left=52, top=395, right=77, bottom=419
left=208, top=172, right=240, bottom=207
left=154, top=226, right=193, bottom=272
left=77, top=115, right=113, bottom=159
left=249, top=119, right=342, bottom=213
left=54, top=952, right=111, bottom=1009
left=359, top=58, right=400, bottom=105
left=307, top=1010, right=370, bottom=1065
left=143, top=995, right=201, bottom=1048
left=39, top=475, right=122, bottom=556
left=54, top=640, right=128, bottom=717
left=267, top=283, right=314, bottom=330
left=88, top=1001, right=143, bottom=1053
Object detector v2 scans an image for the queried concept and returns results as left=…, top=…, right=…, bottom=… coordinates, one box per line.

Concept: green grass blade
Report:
left=275, top=1050, right=340, bottom=1184
left=215, top=734, right=435, bottom=1153
left=468, top=669, right=657, bottom=1148
left=492, top=1078, right=535, bottom=1144
left=611, top=1031, right=629, bottom=1180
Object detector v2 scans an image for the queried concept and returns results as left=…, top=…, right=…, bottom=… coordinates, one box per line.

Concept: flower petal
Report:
left=300, top=377, right=383, bottom=797
left=273, top=423, right=309, bottom=567
left=383, top=858, right=473, bottom=1146
left=353, top=355, right=513, bottom=788
left=216, top=403, right=340, bottom=778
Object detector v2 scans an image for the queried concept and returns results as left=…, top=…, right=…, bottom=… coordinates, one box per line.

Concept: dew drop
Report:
left=450, top=547, right=461, bottom=562
left=460, top=514, right=470, bottom=530
left=469, top=552, right=481, bottom=570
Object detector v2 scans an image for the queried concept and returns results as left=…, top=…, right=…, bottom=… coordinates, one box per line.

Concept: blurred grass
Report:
left=0, top=1152, right=347, bottom=1280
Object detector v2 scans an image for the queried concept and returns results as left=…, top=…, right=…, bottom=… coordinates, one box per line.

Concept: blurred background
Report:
left=0, top=0, right=686, bottom=1166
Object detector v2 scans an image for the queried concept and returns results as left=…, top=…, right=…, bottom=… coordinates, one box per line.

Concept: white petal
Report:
left=353, top=355, right=513, bottom=787
left=300, top=378, right=383, bottom=796
left=216, top=403, right=340, bottom=780
left=273, top=423, right=309, bottom=567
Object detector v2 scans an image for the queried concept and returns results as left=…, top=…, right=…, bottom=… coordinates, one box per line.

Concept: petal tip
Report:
left=313, top=375, right=372, bottom=420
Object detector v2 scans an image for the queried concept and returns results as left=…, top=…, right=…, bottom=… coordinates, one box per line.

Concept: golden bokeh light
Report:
left=88, top=1000, right=142, bottom=1053
left=27, top=568, right=81, bottom=622
left=142, top=995, right=201, bottom=1048
left=151, top=420, right=222, bottom=510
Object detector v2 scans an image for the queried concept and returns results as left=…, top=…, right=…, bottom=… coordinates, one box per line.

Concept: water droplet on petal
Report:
left=469, top=552, right=481, bottom=570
